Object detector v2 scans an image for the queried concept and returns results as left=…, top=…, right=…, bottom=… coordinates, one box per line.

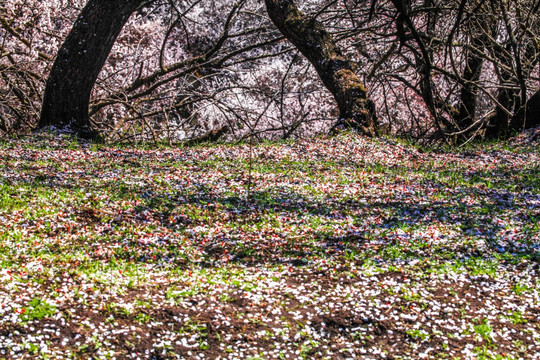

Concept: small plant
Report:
left=511, top=282, right=530, bottom=295
left=179, top=319, right=208, bottom=338
left=91, top=334, right=103, bottom=350
left=104, top=302, right=117, bottom=313
left=473, top=345, right=510, bottom=360
left=406, top=328, right=430, bottom=341
left=473, top=318, right=494, bottom=344
left=135, top=312, right=152, bottom=325
left=23, top=342, right=40, bottom=355
left=299, top=339, right=320, bottom=359
left=513, top=339, right=527, bottom=352
left=401, top=289, right=421, bottom=302
left=121, top=306, right=133, bottom=317
left=199, top=339, right=209, bottom=350
left=344, top=249, right=357, bottom=262
left=249, top=317, right=263, bottom=325
left=351, top=330, right=366, bottom=341
left=20, top=297, right=57, bottom=322
left=507, top=311, right=527, bottom=325
left=463, top=257, right=499, bottom=277
left=78, top=344, right=90, bottom=353
left=219, top=293, right=236, bottom=303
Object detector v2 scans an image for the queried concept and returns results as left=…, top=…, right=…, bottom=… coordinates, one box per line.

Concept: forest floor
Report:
left=0, top=131, right=539, bottom=360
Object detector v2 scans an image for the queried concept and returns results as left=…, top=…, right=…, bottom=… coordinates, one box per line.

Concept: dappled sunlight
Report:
left=0, top=133, right=538, bottom=359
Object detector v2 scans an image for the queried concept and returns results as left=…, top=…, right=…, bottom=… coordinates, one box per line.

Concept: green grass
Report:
left=20, top=297, right=57, bottom=322
left=0, top=132, right=538, bottom=359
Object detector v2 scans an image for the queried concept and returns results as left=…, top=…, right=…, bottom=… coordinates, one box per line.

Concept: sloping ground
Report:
left=0, top=132, right=538, bottom=360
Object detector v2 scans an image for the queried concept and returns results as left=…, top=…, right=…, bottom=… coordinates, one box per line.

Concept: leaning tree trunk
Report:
left=264, top=0, right=378, bottom=136
left=39, top=0, right=147, bottom=139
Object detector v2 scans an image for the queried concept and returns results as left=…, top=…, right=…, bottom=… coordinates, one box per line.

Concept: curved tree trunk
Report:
left=264, top=0, right=378, bottom=136
left=39, top=0, right=146, bottom=139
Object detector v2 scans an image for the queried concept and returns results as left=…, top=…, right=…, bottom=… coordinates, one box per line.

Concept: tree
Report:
left=264, top=0, right=379, bottom=136
left=510, top=89, right=540, bottom=133
left=6, top=0, right=538, bottom=142
left=39, top=0, right=149, bottom=139
left=369, top=0, right=540, bottom=142
left=35, top=0, right=294, bottom=141
left=39, top=0, right=379, bottom=140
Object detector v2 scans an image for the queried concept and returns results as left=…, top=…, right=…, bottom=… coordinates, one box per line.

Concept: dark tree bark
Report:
left=509, top=89, right=540, bottom=133
left=486, top=88, right=540, bottom=138
left=454, top=36, right=485, bottom=133
left=264, top=0, right=378, bottom=136
left=39, top=0, right=147, bottom=139
left=484, top=1, right=539, bottom=138
left=183, top=125, right=229, bottom=146
left=484, top=42, right=522, bottom=139
left=485, top=91, right=519, bottom=138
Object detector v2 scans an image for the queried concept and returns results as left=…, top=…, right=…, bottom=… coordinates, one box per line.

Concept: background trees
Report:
left=1, top=0, right=539, bottom=143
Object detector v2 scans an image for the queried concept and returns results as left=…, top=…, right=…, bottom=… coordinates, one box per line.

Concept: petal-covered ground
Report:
left=0, top=132, right=539, bottom=360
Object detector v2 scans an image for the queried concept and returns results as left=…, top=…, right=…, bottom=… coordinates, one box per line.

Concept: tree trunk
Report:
left=484, top=4, right=540, bottom=139
left=39, top=0, right=146, bottom=139
left=454, top=36, right=485, bottom=133
left=264, top=0, right=378, bottom=136
left=485, top=92, right=518, bottom=138
left=509, top=89, right=540, bottom=132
